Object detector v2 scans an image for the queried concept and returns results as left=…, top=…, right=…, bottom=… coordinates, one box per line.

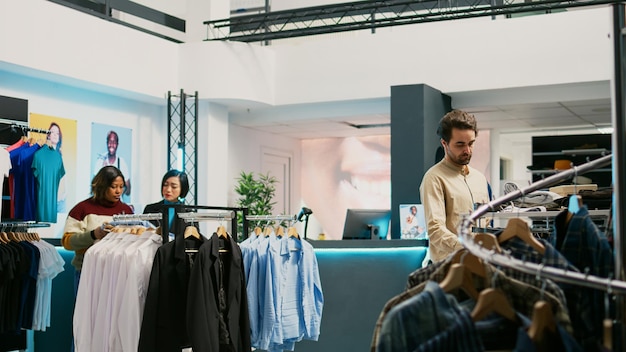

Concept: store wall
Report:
left=1, top=2, right=614, bottom=109
left=228, top=124, right=302, bottom=217
left=271, top=8, right=613, bottom=106
left=0, top=70, right=167, bottom=236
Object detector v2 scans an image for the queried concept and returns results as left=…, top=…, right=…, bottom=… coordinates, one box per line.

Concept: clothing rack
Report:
left=112, top=213, right=163, bottom=221
left=458, top=154, right=626, bottom=293
left=0, top=220, right=51, bottom=229
left=245, top=214, right=297, bottom=222
left=178, top=211, right=235, bottom=221
left=160, top=204, right=248, bottom=243
left=0, top=123, right=49, bottom=135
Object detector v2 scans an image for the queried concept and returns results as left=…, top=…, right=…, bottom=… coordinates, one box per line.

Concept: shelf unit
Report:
left=529, top=134, right=612, bottom=188
left=482, top=209, right=611, bottom=237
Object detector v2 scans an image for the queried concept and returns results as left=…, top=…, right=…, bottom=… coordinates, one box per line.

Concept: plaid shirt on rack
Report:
left=552, top=206, right=614, bottom=350
left=372, top=256, right=573, bottom=352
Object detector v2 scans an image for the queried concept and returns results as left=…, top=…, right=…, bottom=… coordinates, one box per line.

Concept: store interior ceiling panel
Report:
left=229, top=97, right=613, bottom=139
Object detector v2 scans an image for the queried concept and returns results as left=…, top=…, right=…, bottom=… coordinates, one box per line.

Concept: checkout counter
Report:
left=294, top=239, right=428, bottom=352
left=39, top=239, right=427, bottom=352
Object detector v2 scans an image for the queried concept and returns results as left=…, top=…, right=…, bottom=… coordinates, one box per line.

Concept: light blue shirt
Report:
left=245, top=234, right=271, bottom=347
left=259, top=236, right=323, bottom=351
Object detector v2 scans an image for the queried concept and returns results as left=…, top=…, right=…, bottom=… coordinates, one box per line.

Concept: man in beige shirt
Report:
left=419, top=110, right=490, bottom=262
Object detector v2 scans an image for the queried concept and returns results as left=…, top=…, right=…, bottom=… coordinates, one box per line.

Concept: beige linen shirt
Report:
left=419, top=158, right=490, bottom=262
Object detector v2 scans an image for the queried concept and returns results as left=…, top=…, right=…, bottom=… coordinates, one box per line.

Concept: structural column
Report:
left=390, top=84, right=451, bottom=239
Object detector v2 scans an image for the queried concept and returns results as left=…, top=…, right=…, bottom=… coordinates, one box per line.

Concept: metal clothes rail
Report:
left=112, top=213, right=163, bottom=221
left=0, top=220, right=51, bottom=229
left=178, top=211, right=236, bottom=221
left=160, top=205, right=249, bottom=243
left=245, top=214, right=296, bottom=222
left=458, top=154, right=626, bottom=293
left=0, top=123, right=50, bottom=135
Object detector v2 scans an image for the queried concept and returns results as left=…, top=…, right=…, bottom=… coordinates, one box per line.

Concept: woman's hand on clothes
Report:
left=93, top=223, right=113, bottom=240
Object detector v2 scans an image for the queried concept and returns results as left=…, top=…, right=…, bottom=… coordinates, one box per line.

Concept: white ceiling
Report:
left=228, top=84, right=614, bottom=139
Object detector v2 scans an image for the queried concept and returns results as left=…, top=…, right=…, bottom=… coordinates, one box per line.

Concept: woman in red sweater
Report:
left=62, top=165, right=134, bottom=291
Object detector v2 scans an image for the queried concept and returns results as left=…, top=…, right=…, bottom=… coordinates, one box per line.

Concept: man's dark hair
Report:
left=162, top=169, right=190, bottom=199
left=91, top=165, right=125, bottom=203
left=436, top=109, right=478, bottom=143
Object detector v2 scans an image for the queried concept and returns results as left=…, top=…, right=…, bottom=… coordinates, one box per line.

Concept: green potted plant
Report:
left=234, top=171, right=278, bottom=240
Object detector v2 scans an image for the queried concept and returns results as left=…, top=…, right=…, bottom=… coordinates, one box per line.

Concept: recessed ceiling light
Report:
left=597, top=127, right=614, bottom=134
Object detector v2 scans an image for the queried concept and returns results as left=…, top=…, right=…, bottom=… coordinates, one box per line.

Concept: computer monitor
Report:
left=342, top=209, right=391, bottom=240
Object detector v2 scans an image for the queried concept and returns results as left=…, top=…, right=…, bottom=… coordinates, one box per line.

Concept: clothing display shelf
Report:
left=484, top=210, right=611, bottom=219
left=459, top=154, right=626, bottom=293
left=483, top=209, right=612, bottom=234
left=529, top=134, right=612, bottom=187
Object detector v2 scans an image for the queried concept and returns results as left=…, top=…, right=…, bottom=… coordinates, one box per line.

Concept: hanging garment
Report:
left=372, top=252, right=573, bottom=352
left=139, top=231, right=251, bottom=352
left=10, top=143, right=41, bottom=221
left=376, top=281, right=485, bottom=352
left=552, top=206, right=614, bottom=350
left=0, top=148, right=11, bottom=217
left=29, top=239, right=65, bottom=331
left=73, top=227, right=161, bottom=352
left=406, top=249, right=568, bottom=311
left=242, top=233, right=324, bottom=352
left=31, top=145, right=65, bottom=223
left=186, top=232, right=251, bottom=352
left=0, top=232, right=64, bottom=352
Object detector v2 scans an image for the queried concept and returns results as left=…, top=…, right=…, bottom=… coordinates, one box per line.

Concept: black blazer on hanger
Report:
left=139, top=231, right=194, bottom=352
left=143, top=200, right=187, bottom=238
left=138, top=231, right=251, bottom=352
left=187, top=233, right=251, bottom=352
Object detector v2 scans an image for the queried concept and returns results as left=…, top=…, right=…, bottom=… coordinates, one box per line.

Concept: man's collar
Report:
left=441, top=158, right=469, bottom=175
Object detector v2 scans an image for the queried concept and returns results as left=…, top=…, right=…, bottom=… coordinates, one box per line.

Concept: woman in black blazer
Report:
left=143, top=170, right=190, bottom=237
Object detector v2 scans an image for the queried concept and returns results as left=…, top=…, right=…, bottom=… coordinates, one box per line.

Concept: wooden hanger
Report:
left=275, top=226, right=285, bottom=238
left=24, top=232, right=34, bottom=241
left=216, top=226, right=228, bottom=238
left=8, top=231, right=20, bottom=242
left=474, top=233, right=502, bottom=253
left=263, top=226, right=273, bottom=237
left=184, top=225, right=201, bottom=239
left=471, top=288, right=516, bottom=322
left=287, top=227, right=299, bottom=239
left=450, top=249, right=487, bottom=279
left=254, top=227, right=262, bottom=236
left=0, top=231, right=8, bottom=244
left=439, top=263, right=479, bottom=300
left=499, top=218, right=545, bottom=255
left=603, top=319, right=613, bottom=350
left=527, top=300, right=556, bottom=343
